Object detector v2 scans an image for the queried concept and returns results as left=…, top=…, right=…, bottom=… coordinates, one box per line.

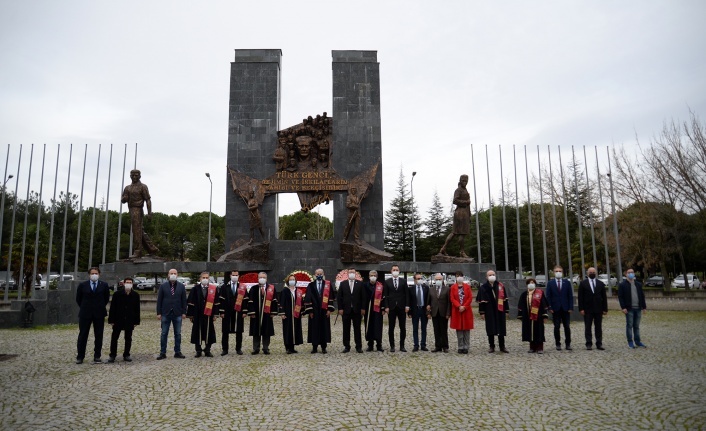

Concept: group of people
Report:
left=74, top=264, right=648, bottom=363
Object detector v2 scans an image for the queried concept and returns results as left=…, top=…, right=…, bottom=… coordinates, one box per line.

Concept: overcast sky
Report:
left=2, top=1, right=705, bottom=224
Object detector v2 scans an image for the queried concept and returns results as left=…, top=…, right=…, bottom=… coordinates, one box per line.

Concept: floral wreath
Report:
left=238, top=272, right=260, bottom=290
left=284, top=270, right=314, bottom=292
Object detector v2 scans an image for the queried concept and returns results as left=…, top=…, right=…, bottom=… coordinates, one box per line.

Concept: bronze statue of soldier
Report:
left=342, top=186, right=362, bottom=245
left=121, top=169, right=159, bottom=259
left=247, top=190, right=265, bottom=244
left=439, top=174, right=471, bottom=258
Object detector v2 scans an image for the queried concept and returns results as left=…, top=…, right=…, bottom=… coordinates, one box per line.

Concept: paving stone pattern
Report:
left=0, top=311, right=705, bottom=430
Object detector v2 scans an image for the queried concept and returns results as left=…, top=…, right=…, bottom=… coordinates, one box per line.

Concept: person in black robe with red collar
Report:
left=219, top=270, right=248, bottom=356
left=517, top=278, right=549, bottom=354
left=363, top=270, right=385, bottom=352
left=186, top=272, right=219, bottom=357
left=304, top=268, right=336, bottom=354
left=280, top=275, right=304, bottom=354
left=477, top=270, right=509, bottom=353
left=247, top=272, right=278, bottom=355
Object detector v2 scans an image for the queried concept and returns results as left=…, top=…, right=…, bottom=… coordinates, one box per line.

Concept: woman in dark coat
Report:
left=517, top=278, right=549, bottom=354
left=280, top=275, right=304, bottom=354
left=363, top=270, right=385, bottom=351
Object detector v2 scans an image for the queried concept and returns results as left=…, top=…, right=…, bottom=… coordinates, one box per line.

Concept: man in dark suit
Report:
left=428, top=273, right=450, bottom=353
left=578, top=267, right=608, bottom=350
left=156, top=268, right=187, bottom=360
left=304, top=268, right=336, bottom=354
left=219, top=269, right=248, bottom=356
left=408, top=273, right=430, bottom=352
left=383, top=264, right=409, bottom=352
left=545, top=264, right=574, bottom=351
left=75, top=267, right=110, bottom=364
left=337, top=268, right=365, bottom=353
left=108, top=276, right=141, bottom=362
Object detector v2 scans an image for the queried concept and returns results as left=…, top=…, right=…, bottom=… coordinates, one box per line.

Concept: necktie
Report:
left=92, top=282, right=96, bottom=292
left=437, top=286, right=441, bottom=297
left=350, top=281, right=354, bottom=294
left=591, top=280, right=595, bottom=293
left=558, top=280, right=561, bottom=292
left=394, top=278, right=398, bottom=290
left=232, top=283, right=236, bottom=296
left=170, top=283, right=175, bottom=296
left=417, top=285, right=422, bottom=307
left=318, top=282, right=322, bottom=295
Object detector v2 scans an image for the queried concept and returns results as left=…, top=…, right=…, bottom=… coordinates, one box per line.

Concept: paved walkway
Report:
left=1, top=311, right=705, bottom=430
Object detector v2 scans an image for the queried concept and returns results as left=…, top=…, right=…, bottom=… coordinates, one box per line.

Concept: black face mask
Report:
left=588, top=274, right=596, bottom=279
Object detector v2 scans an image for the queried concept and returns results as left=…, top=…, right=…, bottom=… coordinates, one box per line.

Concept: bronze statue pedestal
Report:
left=121, top=255, right=166, bottom=264
left=217, top=241, right=270, bottom=263
left=430, top=254, right=476, bottom=264
left=340, top=241, right=393, bottom=263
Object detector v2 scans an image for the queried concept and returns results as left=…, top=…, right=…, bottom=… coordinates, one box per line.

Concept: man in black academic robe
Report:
left=219, top=270, right=248, bottom=355
left=186, top=273, right=219, bottom=357
left=108, top=277, right=141, bottom=362
left=280, top=281, right=303, bottom=354
left=517, top=278, right=550, bottom=354
left=477, top=270, right=509, bottom=353
left=247, top=272, right=278, bottom=355
left=363, top=271, right=385, bottom=352
left=304, top=269, right=336, bottom=354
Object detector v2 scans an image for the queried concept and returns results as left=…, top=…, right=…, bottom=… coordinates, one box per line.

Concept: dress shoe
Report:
left=321, top=347, right=327, bottom=354
left=421, top=347, right=428, bottom=351
left=205, top=351, right=214, bottom=357
left=488, top=348, right=495, bottom=353
left=556, top=345, right=562, bottom=351
left=156, top=354, right=167, bottom=360
left=399, top=347, right=407, bottom=352
left=628, top=341, right=635, bottom=349
left=527, top=349, right=536, bottom=353
left=195, top=352, right=202, bottom=358
left=597, top=346, right=605, bottom=351
left=586, top=346, right=593, bottom=350
left=412, top=347, right=419, bottom=352
left=389, top=347, right=395, bottom=353
left=252, top=350, right=260, bottom=355
left=263, top=349, right=270, bottom=355
left=174, top=352, right=185, bottom=359
left=341, top=347, right=351, bottom=353
left=236, top=350, right=243, bottom=355
left=291, top=349, right=298, bottom=354
left=500, top=348, right=509, bottom=353
left=123, top=356, right=132, bottom=362
left=458, top=349, right=465, bottom=354
left=221, top=351, right=228, bottom=356
left=376, top=346, right=384, bottom=352
left=537, top=350, right=544, bottom=354
left=565, top=345, right=573, bottom=351
left=356, top=347, right=364, bottom=353
left=75, top=359, right=83, bottom=364
left=431, top=348, right=442, bottom=353
left=92, top=358, right=103, bottom=364
left=310, top=348, right=318, bottom=354
left=637, top=342, right=647, bottom=348
left=107, top=357, right=116, bottom=363
left=366, top=346, right=374, bottom=352
left=442, top=348, right=449, bottom=353
left=286, top=349, right=293, bottom=354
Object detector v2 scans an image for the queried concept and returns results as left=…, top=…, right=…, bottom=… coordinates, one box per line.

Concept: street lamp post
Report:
left=205, top=173, right=212, bottom=262
left=411, top=171, right=417, bottom=263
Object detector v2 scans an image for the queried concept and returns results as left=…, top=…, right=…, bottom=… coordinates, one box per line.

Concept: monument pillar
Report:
left=332, top=51, right=384, bottom=250
left=225, top=49, right=282, bottom=249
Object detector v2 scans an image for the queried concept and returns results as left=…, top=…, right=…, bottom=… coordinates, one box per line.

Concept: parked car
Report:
left=535, top=275, right=547, bottom=287
left=598, top=274, right=618, bottom=287
left=644, top=275, right=665, bottom=287
left=571, top=274, right=581, bottom=285
left=671, top=274, right=700, bottom=289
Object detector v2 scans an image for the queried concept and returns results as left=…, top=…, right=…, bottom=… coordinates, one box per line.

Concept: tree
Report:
left=384, top=168, right=423, bottom=261
left=278, top=211, right=333, bottom=240
left=418, top=190, right=450, bottom=259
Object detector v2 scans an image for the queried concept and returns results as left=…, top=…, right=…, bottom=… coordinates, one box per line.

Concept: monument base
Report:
left=121, top=255, right=166, bottom=263
left=340, top=241, right=393, bottom=263
left=431, top=254, right=476, bottom=264
left=217, top=241, right=270, bottom=263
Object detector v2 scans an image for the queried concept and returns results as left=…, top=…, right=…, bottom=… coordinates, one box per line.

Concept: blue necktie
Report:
left=92, top=282, right=96, bottom=292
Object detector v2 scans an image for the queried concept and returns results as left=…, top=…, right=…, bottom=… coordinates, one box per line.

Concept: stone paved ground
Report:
left=1, top=311, right=705, bottom=430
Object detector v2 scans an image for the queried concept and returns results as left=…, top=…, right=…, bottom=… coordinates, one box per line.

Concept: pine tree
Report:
left=384, top=168, right=423, bottom=261
left=420, top=189, right=451, bottom=257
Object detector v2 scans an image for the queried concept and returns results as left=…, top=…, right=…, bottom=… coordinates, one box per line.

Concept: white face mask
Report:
left=416, top=279, right=423, bottom=286
left=288, top=280, right=296, bottom=287
left=169, top=274, right=177, bottom=282
left=369, top=276, right=377, bottom=283
left=89, top=274, right=99, bottom=282
left=124, top=283, right=133, bottom=291
left=456, top=277, right=464, bottom=284
left=230, top=275, right=239, bottom=283
left=391, top=271, right=400, bottom=277
left=528, top=283, right=536, bottom=289
left=435, top=280, right=443, bottom=286
left=348, top=272, right=356, bottom=280
left=259, top=278, right=267, bottom=285
left=488, top=275, right=496, bottom=283
left=555, top=272, right=563, bottom=279
left=200, top=279, right=209, bottom=286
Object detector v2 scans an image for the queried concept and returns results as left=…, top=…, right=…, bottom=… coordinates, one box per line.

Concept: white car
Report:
left=671, top=274, right=700, bottom=289
left=597, top=274, right=617, bottom=287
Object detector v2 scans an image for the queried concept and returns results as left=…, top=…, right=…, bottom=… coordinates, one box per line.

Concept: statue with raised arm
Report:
left=121, top=169, right=159, bottom=259
left=247, top=190, right=265, bottom=244
left=439, top=174, right=471, bottom=258
left=342, top=186, right=363, bottom=245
